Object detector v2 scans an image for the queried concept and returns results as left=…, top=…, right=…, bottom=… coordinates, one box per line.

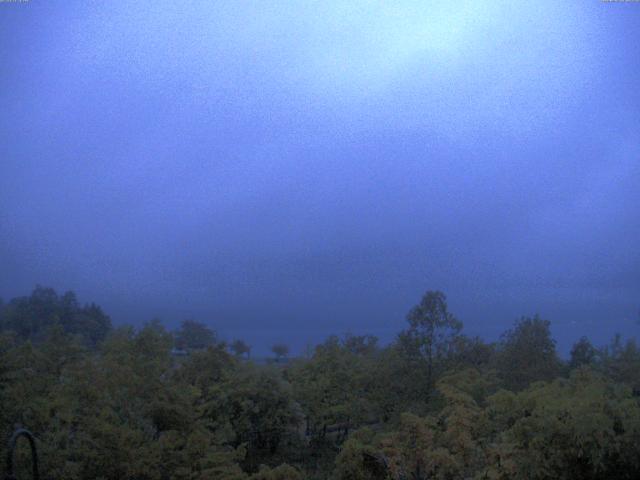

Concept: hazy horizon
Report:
left=1, top=0, right=639, bottom=356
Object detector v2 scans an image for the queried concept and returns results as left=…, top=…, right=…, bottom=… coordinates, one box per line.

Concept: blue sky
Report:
left=1, top=0, right=639, bottom=354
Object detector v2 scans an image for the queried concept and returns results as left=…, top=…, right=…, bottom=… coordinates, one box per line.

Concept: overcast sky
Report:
left=1, top=0, right=639, bottom=355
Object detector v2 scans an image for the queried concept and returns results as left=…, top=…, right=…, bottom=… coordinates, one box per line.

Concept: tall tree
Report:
left=496, top=315, right=561, bottom=391
left=400, top=290, right=462, bottom=386
left=569, top=336, right=598, bottom=370
left=600, top=335, right=640, bottom=388
left=174, top=319, right=216, bottom=351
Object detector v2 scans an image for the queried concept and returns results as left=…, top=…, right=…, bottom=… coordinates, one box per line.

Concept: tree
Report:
left=271, top=343, right=289, bottom=362
left=230, top=339, right=251, bottom=359
left=569, top=336, right=598, bottom=370
left=446, top=334, right=495, bottom=371
left=343, top=334, right=378, bottom=356
left=400, top=290, right=462, bottom=386
left=0, top=286, right=111, bottom=347
left=249, top=464, right=303, bottom=480
left=332, top=429, right=387, bottom=480
left=174, top=319, right=216, bottom=351
left=600, top=335, right=640, bottom=389
left=496, top=315, right=561, bottom=391
left=288, top=335, right=383, bottom=446
left=485, top=369, right=640, bottom=480
left=216, top=364, right=301, bottom=469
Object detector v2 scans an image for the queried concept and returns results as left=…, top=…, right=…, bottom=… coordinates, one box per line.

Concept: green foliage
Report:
left=331, top=368, right=640, bottom=480
left=400, top=290, right=463, bottom=388
left=447, top=334, right=496, bottom=371
left=569, top=336, right=598, bottom=370
left=332, top=429, right=388, bottom=480
left=343, top=334, right=378, bottom=356
left=208, top=363, right=302, bottom=469
left=0, top=286, right=111, bottom=346
left=599, top=335, right=640, bottom=389
left=485, top=368, right=640, bottom=479
left=174, top=319, right=217, bottom=351
left=374, top=370, right=493, bottom=480
left=0, top=323, right=255, bottom=479
left=496, top=315, right=561, bottom=391
left=3, top=286, right=640, bottom=480
left=288, top=335, right=381, bottom=441
left=249, top=464, right=304, bottom=480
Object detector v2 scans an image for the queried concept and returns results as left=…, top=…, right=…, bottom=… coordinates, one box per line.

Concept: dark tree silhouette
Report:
left=400, top=290, right=462, bottom=386
left=271, top=343, right=289, bottom=362
left=230, top=339, right=251, bottom=358
left=173, top=319, right=216, bottom=351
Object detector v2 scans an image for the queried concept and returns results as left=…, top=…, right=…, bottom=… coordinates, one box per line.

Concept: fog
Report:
left=1, top=0, right=639, bottom=355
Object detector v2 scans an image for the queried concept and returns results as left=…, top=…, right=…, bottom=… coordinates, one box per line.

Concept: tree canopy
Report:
left=174, top=319, right=217, bottom=351
left=0, top=286, right=111, bottom=346
left=1, top=286, right=638, bottom=480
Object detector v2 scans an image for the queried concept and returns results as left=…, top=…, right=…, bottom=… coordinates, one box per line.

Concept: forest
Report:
left=1, top=286, right=640, bottom=480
